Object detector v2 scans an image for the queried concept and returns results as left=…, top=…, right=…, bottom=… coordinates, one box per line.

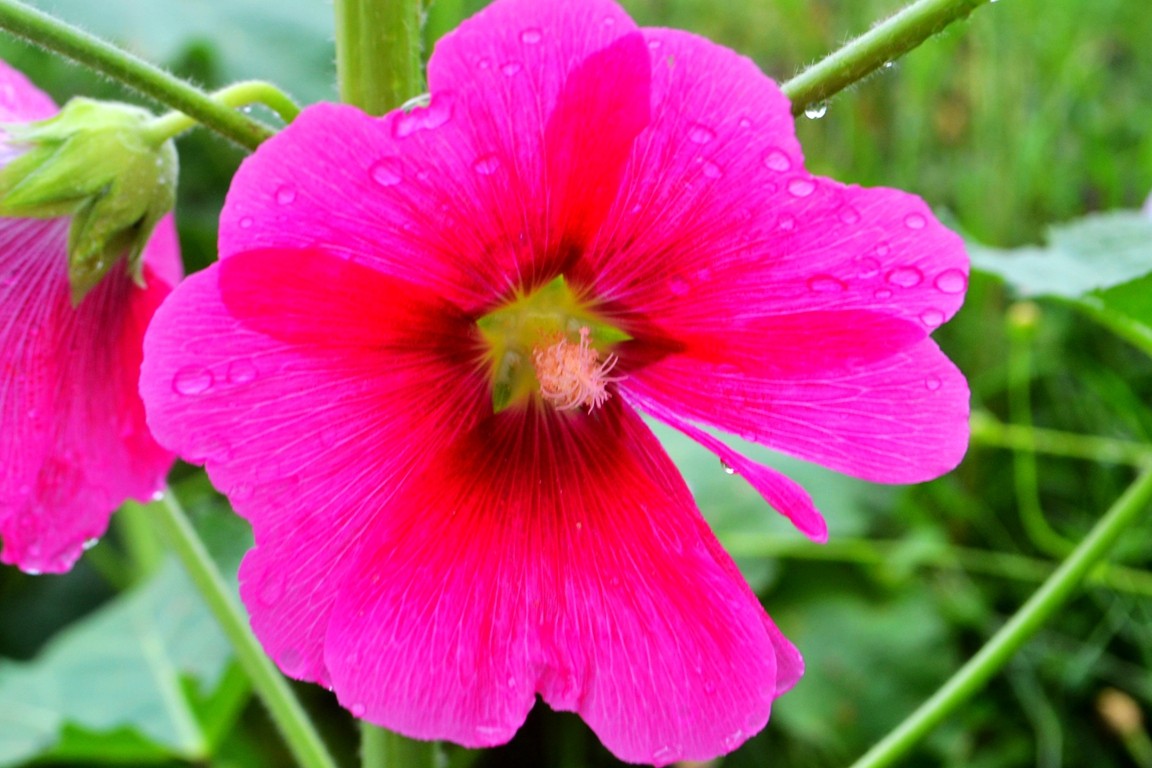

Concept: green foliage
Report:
left=2, top=0, right=1152, bottom=767
left=0, top=561, right=238, bottom=766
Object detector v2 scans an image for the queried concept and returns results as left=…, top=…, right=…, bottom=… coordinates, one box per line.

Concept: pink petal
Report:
left=323, top=401, right=800, bottom=764
left=140, top=246, right=486, bottom=683
left=628, top=338, right=970, bottom=483
left=0, top=216, right=179, bottom=573
left=0, top=59, right=56, bottom=124
left=584, top=28, right=967, bottom=333
left=220, top=0, right=652, bottom=309
left=633, top=394, right=827, bottom=542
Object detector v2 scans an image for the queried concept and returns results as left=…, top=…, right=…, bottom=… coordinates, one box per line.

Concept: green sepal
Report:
left=477, top=275, right=632, bottom=414
left=0, top=98, right=179, bottom=305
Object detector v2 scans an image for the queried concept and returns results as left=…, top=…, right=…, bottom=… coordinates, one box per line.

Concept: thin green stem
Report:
left=335, top=0, right=425, bottom=114
left=723, top=534, right=1152, bottom=598
left=0, top=0, right=273, bottom=149
left=848, top=466, right=1152, bottom=768
left=1007, top=303, right=1075, bottom=557
left=970, top=410, right=1152, bottom=467
left=780, top=0, right=991, bottom=116
left=361, top=722, right=440, bottom=768
left=151, top=491, right=338, bottom=768
left=1072, top=296, right=1152, bottom=360
left=143, top=81, right=301, bottom=144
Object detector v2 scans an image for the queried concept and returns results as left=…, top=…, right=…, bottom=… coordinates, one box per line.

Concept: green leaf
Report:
left=0, top=560, right=235, bottom=766
left=26, top=0, right=336, bottom=103
left=970, top=210, right=1152, bottom=356
left=969, top=211, right=1152, bottom=298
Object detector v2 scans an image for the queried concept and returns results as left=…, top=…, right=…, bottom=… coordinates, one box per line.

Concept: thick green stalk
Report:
left=152, top=492, right=338, bottom=768
left=849, top=466, right=1152, bottom=768
left=781, top=0, right=992, bottom=116
left=335, top=0, right=425, bottom=114
left=361, top=722, right=440, bottom=768
left=0, top=0, right=272, bottom=149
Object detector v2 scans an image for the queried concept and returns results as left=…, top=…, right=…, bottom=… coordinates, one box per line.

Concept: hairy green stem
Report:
left=335, top=0, right=425, bottom=114
left=143, top=81, right=301, bottom=144
left=848, top=466, right=1152, bottom=768
left=152, top=491, right=337, bottom=768
left=780, top=0, right=992, bottom=116
left=361, top=722, right=440, bottom=768
left=0, top=0, right=273, bottom=149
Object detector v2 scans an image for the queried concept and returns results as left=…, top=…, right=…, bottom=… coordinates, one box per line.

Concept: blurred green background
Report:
left=1, top=0, right=1151, bottom=766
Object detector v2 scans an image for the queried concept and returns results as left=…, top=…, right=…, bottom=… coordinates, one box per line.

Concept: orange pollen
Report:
left=532, top=327, right=619, bottom=412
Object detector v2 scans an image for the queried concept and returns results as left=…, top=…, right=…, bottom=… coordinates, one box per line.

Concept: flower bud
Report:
left=0, top=97, right=177, bottom=304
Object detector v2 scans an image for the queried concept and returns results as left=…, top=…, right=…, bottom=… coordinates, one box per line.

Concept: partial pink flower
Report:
left=140, top=0, right=968, bottom=763
left=0, top=61, right=181, bottom=574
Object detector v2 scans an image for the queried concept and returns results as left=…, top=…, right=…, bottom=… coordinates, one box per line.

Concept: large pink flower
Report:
left=0, top=61, right=180, bottom=574
left=141, top=0, right=968, bottom=762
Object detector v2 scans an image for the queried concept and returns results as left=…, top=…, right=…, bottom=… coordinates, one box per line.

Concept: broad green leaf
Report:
left=27, top=0, right=335, bottom=103
left=970, top=210, right=1152, bottom=356
left=0, top=560, right=234, bottom=766
left=969, top=211, right=1152, bottom=298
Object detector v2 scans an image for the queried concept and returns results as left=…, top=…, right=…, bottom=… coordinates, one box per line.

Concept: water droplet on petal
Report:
left=151, top=489, right=166, bottom=502
left=934, top=268, right=968, bottom=294
left=369, top=158, right=402, bottom=187
left=762, top=148, right=791, bottom=172
left=804, top=101, right=828, bottom=119
left=721, top=460, right=736, bottom=475
left=738, top=117, right=752, bottom=128
left=856, top=257, right=881, bottom=278
left=723, top=729, right=745, bottom=750
left=230, top=482, right=254, bottom=501
left=839, top=206, right=861, bottom=224
left=476, top=723, right=505, bottom=739
left=787, top=178, right=816, bottom=198
left=920, top=308, right=945, bottom=327
left=350, top=702, right=367, bottom=718
left=227, top=358, right=257, bottom=384
left=393, top=100, right=453, bottom=137
left=82, top=537, right=99, bottom=551
left=652, top=746, right=680, bottom=763
left=259, top=576, right=284, bottom=606
left=275, top=186, right=296, bottom=205
left=688, top=123, right=715, bottom=144
left=473, top=154, right=501, bottom=175
left=904, top=213, right=927, bottom=230
left=777, top=214, right=796, bottom=231
left=668, top=276, right=690, bottom=296
left=173, top=366, right=214, bottom=395
left=887, top=266, right=924, bottom=288
left=647, top=39, right=662, bottom=50
left=807, top=274, right=847, bottom=292
left=874, top=288, right=893, bottom=299
left=238, top=216, right=254, bottom=229
left=500, top=61, right=522, bottom=76
left=701, top=160, right=723, bottom=179
left=875, top=242, right=891, bottom=256
left=279, top=648, right=303, bottom=674
left=925, top=375, right=942, bottom=391
left=520, top=27, right=542, bottom=44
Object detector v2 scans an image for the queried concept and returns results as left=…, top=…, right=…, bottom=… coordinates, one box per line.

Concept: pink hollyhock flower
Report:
left=0, top=61, right=181, bottom=574
left=140, top=0, right=968, bottom=762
